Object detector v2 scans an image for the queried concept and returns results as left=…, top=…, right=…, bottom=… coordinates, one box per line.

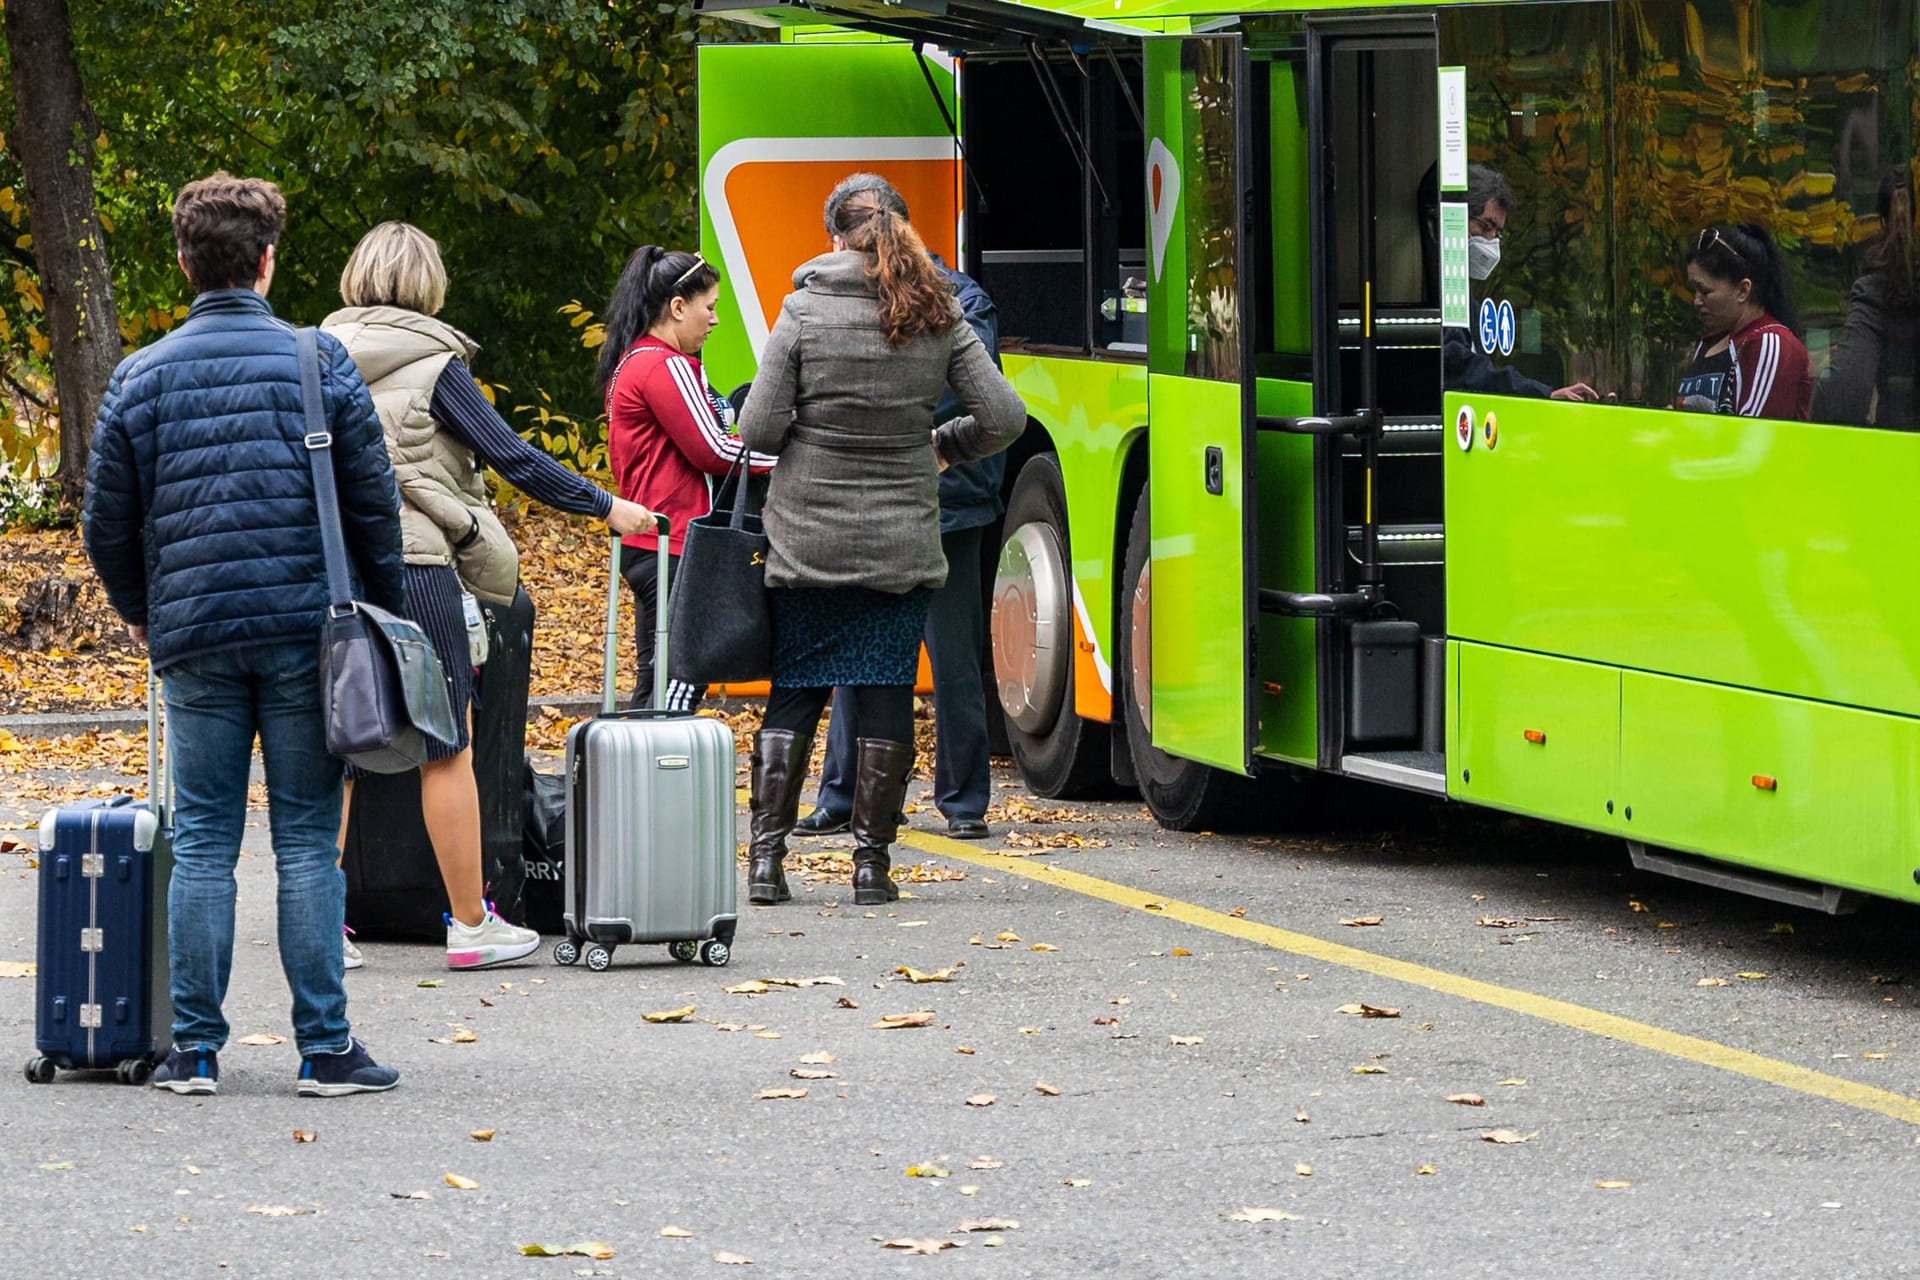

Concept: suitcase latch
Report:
left=81, top=854, right=105, bottom=878
left=79, top=1004, right=102, bottom=1028
left=656, top=756, right=690, bottom=770
left=80, top=928, right=103, bottom=952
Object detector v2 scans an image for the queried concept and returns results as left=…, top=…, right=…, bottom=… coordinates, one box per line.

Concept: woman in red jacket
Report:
left=600, top=246, right=774, bottom=708
left=1675, top=224, right=1812, bottom=420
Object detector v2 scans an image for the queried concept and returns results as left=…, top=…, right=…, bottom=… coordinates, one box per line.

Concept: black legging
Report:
left=763, top=684, right=912, bottom=743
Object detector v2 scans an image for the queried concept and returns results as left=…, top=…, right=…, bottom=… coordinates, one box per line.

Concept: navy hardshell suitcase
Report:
left=552, top=533, right=739, bottom=972
left=25, top=678, right=173, bottom=1085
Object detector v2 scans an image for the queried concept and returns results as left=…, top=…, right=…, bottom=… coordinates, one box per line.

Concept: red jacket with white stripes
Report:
left=607, top=336, right=774, bottom=555
left=1726, top=314, right=1812, bottom=421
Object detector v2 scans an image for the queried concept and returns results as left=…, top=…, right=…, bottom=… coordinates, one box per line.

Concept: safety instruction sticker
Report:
left=1441, top=202, right=1470, bottom=328
left=1438, top=67, right=1468, bottom=191
left=1496, top=300, right=1516, bottom=356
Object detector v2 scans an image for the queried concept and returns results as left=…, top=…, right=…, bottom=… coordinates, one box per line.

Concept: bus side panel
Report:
left=698, top=43, right=960, bottom=394
left=1450, top=642, right=1621, bottom=831
left=1620, top=672, right=1920, bottom=904
left=1003, top=354, right=1150, bottom=725
left=1255, top=378, right=1317, bottom=766
left=1445, top=393, right=1920, bottom=719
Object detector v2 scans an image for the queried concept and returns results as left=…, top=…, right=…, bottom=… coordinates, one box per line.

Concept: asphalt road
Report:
left=6, top=755, right=1920, bottom=1279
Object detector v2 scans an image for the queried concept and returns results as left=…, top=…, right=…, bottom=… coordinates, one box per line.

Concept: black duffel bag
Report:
left=520, top=760, right=567, bottom=938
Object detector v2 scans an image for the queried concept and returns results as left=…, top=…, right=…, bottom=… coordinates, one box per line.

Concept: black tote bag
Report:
left=666, top=451, right=773, bottom=686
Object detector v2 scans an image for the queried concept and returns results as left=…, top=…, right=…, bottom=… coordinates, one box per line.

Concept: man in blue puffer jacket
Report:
left=84, top=172, right=407, bottom=1098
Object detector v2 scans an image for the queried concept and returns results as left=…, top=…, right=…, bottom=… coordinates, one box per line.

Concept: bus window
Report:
left=961, top=48, right=1145, bottom=356
left=1617, top=0, right=1919, bottom=427
left=1436, top=2, right=1614, bottom=403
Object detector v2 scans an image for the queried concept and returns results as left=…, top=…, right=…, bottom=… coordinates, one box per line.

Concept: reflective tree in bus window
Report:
left=1179, top=37, right=1242, bottom=382
left=1437, top=3, right=1614, bottom=402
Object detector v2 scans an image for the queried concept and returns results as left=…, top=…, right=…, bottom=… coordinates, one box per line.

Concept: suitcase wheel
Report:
left=584, top=945, right=614, bottom=972
left=667, top=941, right=699, bottom=964
left=697, top=939, right=731, bottom=968
left=116, top=1058, right=153, bottom=1087
left=552, top=939, right=581, bottom=967
left=23, top=1056, right=56, bottom=1085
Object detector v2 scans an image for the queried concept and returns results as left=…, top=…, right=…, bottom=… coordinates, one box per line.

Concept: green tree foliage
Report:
left=0, top=0, right=705, bottom=489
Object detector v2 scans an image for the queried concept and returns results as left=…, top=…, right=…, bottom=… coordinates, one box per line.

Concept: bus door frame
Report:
left=1301, top=17, right=1440, bottom=769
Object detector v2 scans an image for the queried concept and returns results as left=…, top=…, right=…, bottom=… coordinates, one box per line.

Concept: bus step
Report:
left=1626, top=842, right=1866, bottom=916
left=1340, top=751, right=1446, bottom=795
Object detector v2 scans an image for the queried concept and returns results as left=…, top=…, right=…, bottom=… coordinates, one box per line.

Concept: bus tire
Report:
left=1118, top=484, right=1263, bottom=831
left=991, top=453, right=1112, bottom=798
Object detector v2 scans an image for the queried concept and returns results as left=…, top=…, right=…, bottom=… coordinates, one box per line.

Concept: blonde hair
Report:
left=339, top=221, right=448, bottom=315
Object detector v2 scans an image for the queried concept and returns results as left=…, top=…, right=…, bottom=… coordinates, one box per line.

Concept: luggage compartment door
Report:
left=1143, top=34, right=1257, bottom=774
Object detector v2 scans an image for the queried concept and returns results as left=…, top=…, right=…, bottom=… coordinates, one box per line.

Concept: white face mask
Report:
left=1468, top=234, right=1501, bottom=281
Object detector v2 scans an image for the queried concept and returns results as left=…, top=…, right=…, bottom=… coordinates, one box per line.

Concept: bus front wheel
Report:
left=1118, top=485, right=1263, bottom=831
left=991, top=453, right=1112, bottom=798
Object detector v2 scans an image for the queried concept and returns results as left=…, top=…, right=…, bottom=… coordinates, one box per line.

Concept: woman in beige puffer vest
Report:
left=324, top=221, right=656, bottom=972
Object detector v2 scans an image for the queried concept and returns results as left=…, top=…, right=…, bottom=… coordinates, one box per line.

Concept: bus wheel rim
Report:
left=991, top=520, right=1069, bottom=734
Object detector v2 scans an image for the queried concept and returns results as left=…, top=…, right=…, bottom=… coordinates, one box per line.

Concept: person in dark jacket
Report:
left=84, top=172, right=405, bottom=1097
left=794, top=173, right=1010, bottom=841
left=736, top=181, right=1025, bottom=908
left=1816, top=163, right=1920, bottom=429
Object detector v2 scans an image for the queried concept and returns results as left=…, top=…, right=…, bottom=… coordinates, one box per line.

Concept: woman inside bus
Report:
left=1675, top=224, right=1812, bottom=420
left=1815, top=164, right=1919, bottom=429
left=601, top=246, right=776, bottom=710
left=735, top=187, right=1025, bottom=907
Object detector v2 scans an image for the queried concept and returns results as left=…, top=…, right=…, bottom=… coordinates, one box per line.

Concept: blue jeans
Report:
left=163, top=641, right=350, bottom=1056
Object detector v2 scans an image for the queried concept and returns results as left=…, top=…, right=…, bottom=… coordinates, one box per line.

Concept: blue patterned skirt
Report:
left=770, top=586, right=931, bottom=687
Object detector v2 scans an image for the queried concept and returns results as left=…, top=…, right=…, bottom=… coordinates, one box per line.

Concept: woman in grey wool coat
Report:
left=736, top=186, right=1026, bottom=906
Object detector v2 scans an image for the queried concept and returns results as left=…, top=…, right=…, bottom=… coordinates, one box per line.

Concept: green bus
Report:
left=693, top=0, right=1920, bottom=914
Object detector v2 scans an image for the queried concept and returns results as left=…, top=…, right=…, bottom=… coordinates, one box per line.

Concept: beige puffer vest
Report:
left=321, top=305, right=519, bottom=603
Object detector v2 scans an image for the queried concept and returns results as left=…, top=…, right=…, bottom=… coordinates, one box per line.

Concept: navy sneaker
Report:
left=152, top=1045, right=219, bottom=1096
left=295, top=1038, right=399, bottom=1097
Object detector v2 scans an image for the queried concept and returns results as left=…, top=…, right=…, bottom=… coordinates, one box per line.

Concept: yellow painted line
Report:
left=895, top=826, right=1920, bottom=1127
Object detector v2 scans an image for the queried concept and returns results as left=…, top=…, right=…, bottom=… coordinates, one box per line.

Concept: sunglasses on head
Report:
left=1694, top=227, right=1748, bottom=271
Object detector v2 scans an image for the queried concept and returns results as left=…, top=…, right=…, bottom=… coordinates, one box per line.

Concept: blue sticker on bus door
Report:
left=1496, top=300, right=1516, bottom=357
left=1477, top=299, right=1498, bottom=355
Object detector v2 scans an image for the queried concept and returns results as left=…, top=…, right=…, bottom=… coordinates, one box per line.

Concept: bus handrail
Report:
left=1256, top=409, right=1382, bottom=437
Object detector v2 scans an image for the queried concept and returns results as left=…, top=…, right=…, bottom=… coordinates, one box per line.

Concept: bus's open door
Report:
left=1141, top=33, right=1259, bottom=776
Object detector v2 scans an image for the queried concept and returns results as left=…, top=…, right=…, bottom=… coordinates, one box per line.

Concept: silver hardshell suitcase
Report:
left=555, top=532, right=739, bottom=970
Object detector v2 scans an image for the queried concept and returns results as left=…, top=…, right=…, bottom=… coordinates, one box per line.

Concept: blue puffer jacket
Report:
left=934, top=260, right=1011, bottom=535
left=84, top=289, right=405, bottom=671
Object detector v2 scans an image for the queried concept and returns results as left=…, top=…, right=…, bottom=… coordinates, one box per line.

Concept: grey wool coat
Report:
left=738, top=251, right=1027, bottom=593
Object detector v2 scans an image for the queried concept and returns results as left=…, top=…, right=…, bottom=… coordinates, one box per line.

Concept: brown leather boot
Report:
left=850, top=738, right=914, bottom=905
left=748, top=729, right=812, bottom=905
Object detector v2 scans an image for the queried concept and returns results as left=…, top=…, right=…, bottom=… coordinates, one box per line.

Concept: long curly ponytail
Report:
left=829, top=192, right=957, bottom=347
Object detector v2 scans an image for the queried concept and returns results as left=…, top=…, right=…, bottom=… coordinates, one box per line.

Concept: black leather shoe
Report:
left=946, top=817, right=990, bottom=840
left=794, top=807, right=851, bottom=836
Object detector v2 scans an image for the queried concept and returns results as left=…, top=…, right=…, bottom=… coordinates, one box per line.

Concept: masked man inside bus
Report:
left=791, top=172, right=1007, bottom=844
left=1421, top=163, right=1601, bottom=403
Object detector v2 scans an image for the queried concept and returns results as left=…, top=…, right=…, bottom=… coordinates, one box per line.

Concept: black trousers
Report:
left=618, top=544, right=701, bottom=711
left=813, top=525, right=990, bottom=819
left=763, top=683, right=913, bottom=745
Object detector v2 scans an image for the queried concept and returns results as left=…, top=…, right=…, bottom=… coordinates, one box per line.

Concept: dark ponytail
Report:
left=1687, top=222, right=1801, bottom=336
left=1867, top=163, right=1916, bottom=308
left=595, top=245, right=722, bottom=397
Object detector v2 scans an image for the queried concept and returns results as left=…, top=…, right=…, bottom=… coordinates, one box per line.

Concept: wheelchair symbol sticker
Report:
left=1496, top=300, right=1516, bottom=357
left=1478, top=299, right=1498, bottom=355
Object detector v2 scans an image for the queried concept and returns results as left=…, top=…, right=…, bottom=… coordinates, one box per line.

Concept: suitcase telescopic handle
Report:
left=602, top=518, right=673, bottom=715
left=146, top=666, right=171, bottom=824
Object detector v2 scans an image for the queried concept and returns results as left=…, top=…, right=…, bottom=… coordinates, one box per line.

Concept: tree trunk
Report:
left=4, top=0, right=119, bottom=509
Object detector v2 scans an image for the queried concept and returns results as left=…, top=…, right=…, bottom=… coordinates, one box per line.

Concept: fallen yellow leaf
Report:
left=871, top=1011, right=935, bottom=1029
left=1336, top=1003, right=1401, bottom=1018
left=444, top=1173, right=479, bottom=1190
left=1696, top=977, right=1729, bottom=987
left=1736, top=972, right=1769, bottom=981
left=994, top=931, right=1021, bottom=943
left=1170, top=1035, right=1203, bottom=1046
left=1444, top=1093, right=1486, bottom=1107
left=790, top=1068, right=835, bottom=1081
left=1340, top=916, right=1384, bottom=927
left=965, top=1094, right=995, bottom=1107
left=1294, top=1163, right=1312, bottom=1177
left=643, top=1005, right=697, bottom=1023
left=724, top=981, right=770, bottom=995
left=1352, top=1065, right=1388, bottom=1075
left=660, top=1226, right=693, bottom=1238
left=905, top=1164, right=951, bottom=1178
left=755, top=1088, right=807, bottom=1100
left=882, top=1239, right=958, bottom=1254
left=1169, top=948, right=1192, bottom=957
left=1481, top=1129, right=1536, bottom=1145
left=518, top=1242, right=615, bottom=1259
left=469, top=1129, right=495, bottom=1142
left=1416, top=1164, right=1438, bottom=1176
left=236, top=1033, right=285, bottom=1047
left=713, top=1251, right=753, bottom=1265
left=1594, top=1181, right=1632, bottom=1190
left=1034, top=1082, right=1061, bottom=1097
left=0, top=962, right=35, bottom=979
left=894, top=965, right=958, bottom=984
left=291, top=1130, right=316, bottom=1144
left=449, top=1027, right=477, bottom=1044
left=798, top=1051, right=837, bottom=1065
left=1029, top=943, right=1059, bottom=952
